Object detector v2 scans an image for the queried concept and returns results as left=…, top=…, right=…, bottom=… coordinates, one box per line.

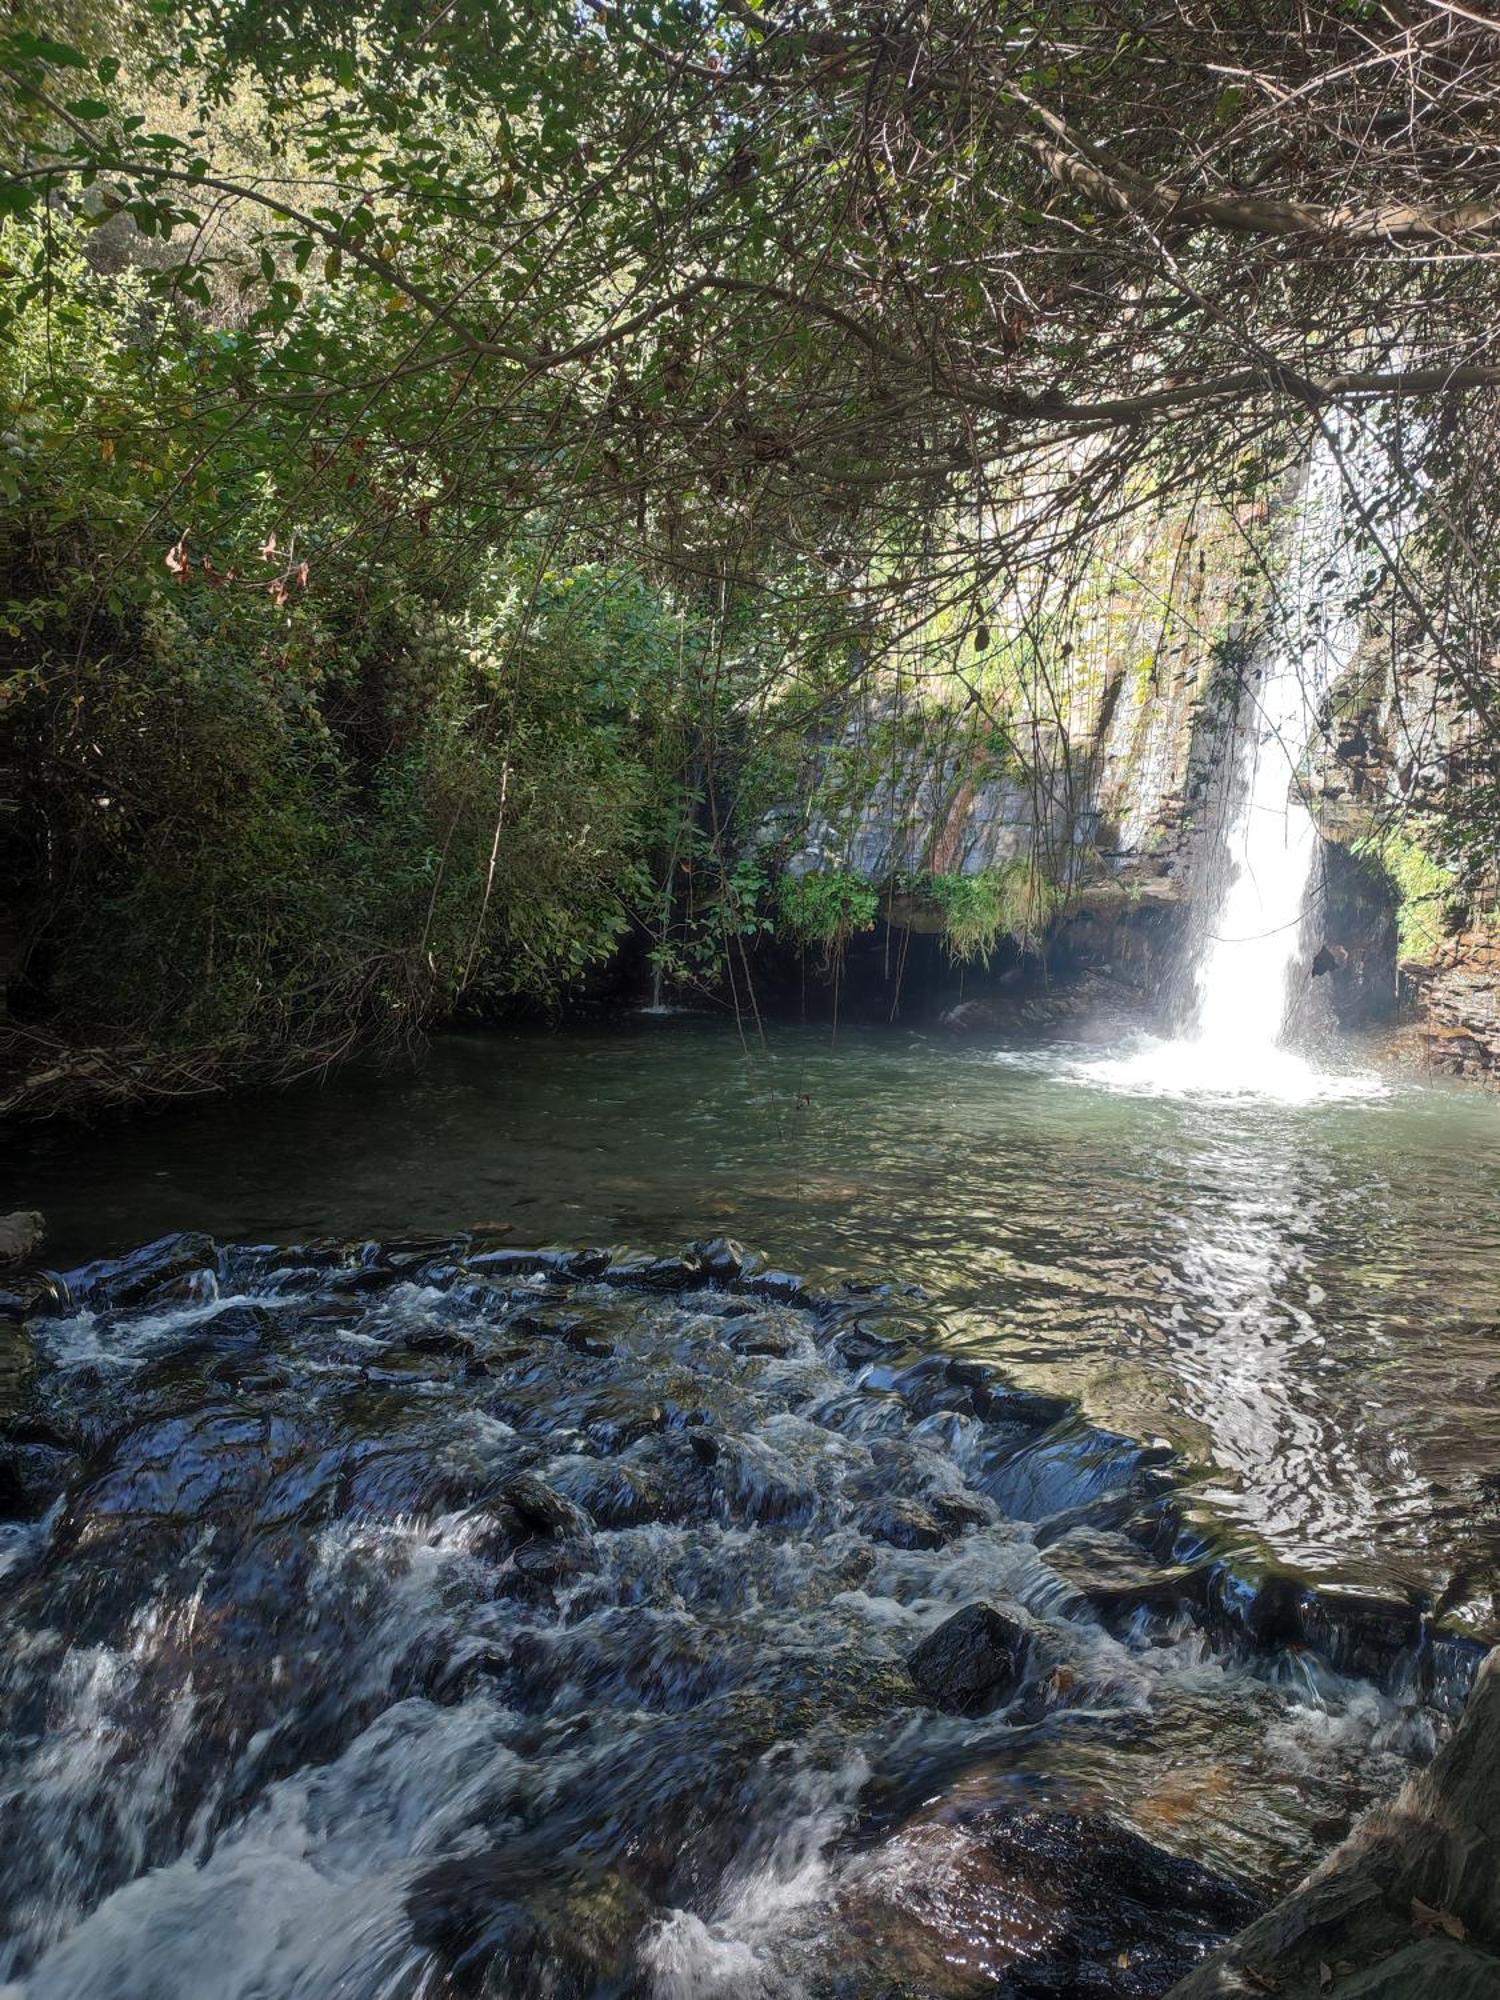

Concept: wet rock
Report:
left=60, top=1232, right=216, bottom=1310
left=407, top=1848, right=649, bottom=1998
left=462, top=1500, right=528, bottom=1561
left=0, top=1440, right=78, bottom=1519
left=144, top=1266, right=219, bottom=1307
left=426, top=1642, right=510, bottom=1705
left=927, top=1489, right=995, bottom=1534
left=579, top=1391, right=667, bottom=1453
left=500, top=1473, right=593, bottom=1538
left=1040, top=1526, right=1208, bottom=1621
left=62, top=1407, right=306, bottom=1533
left=842, top=1801, right=1257, bottom=1999
left=861, top=1496, right=950, bottom=1550
left=0, top=1211, right=45, bottom=1267
left=497, top=1535, right=600, bottom=1601
left=1166, top=1646, right=1500, bottom=1999
left=341, top=1446, right=483, bottom=1521
left=833, top=1321, right=914, bottom=1365
left=467, top=1247, right=577, bottom=1281
left=563, top=1326, right=615, bottom=1358
left=740, top=1269, right=811, bottom=1306
left=727, top=1322, right=796, bottom=1359
left=198, top=1303, right=276, bottom=1345
left=401, top=1328, right=478, bottom=1361
left=605, top=1253, right=705, bottom=1292
left=907, top=1602, right=1034, bottom=1714
left=1224, top=1574, right=1427, bottom=1686
left=692, top=1236, right=745, bottom=1283
left=1299, top=1586, right=1425, bottom=1685
left=948, top=1360, right=1075, bottom=1431
left=883, top=1355, right=985, bottom=1420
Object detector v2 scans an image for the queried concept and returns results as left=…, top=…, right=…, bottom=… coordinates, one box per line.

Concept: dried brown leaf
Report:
left=1411, top=1897, right=1466, bottom=1941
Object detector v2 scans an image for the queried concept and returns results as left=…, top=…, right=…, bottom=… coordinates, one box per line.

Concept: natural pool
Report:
left=22, top=1018, right=1500, bottom=1603
left=6, top=1018, right=1500, bottom=1997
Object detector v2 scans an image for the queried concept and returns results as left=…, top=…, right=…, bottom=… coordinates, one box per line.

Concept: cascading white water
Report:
left=1101, top=410, right=1391, bottom=1099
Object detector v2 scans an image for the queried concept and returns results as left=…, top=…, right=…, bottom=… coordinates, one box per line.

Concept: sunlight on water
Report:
left=1080, top=1035, right=1386, bottom=1105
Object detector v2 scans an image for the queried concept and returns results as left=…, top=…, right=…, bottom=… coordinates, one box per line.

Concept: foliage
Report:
left=775, top=871, right=879, bottom=964
left=0, top=212, right=743, bottom=1103
left=1351, top=828, right=1460, bottom=966
left=920, top=862, right=1064, bottom=963
left=6, top=0, right=1500, bottom=1102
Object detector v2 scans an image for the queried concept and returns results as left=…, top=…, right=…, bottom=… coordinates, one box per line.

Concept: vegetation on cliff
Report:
left=5, top=0, right=1500, bottom=1105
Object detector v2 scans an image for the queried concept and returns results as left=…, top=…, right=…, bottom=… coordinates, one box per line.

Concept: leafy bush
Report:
left=922, top=862, right=1064, bottom=961
left=775, top=871, right=880, bottom=964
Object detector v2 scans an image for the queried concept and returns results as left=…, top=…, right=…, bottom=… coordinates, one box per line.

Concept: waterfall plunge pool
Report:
left=20, top=1017, right=1500, bottom=1610
left=8, top=1016, right=1500, bottom=1998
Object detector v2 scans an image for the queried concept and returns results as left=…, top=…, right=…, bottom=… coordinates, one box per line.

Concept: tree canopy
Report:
left=5, top=0, right=1500, bottom=1106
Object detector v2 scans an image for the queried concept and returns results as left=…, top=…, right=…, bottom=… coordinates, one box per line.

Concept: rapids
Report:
left=0, top=1233, right=1479, bottom=1998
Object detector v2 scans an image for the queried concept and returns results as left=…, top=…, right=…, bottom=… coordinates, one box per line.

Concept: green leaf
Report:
left=4, top=30, right=89, bottom=67
left=63, top=98, right=111, bottom=120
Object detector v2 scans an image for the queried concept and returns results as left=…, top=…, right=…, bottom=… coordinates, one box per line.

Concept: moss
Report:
left=1350, top=827, right=1457, bottom=964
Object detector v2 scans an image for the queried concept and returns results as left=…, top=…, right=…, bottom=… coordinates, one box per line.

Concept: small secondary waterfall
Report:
left=1106, top=410, right=1391, bottom=1098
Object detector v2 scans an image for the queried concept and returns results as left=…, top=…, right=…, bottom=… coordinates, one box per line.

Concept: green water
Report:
left=19, top=1019, right=1500, bottom=1603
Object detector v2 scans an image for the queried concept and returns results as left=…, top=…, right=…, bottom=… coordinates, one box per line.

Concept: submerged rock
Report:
left=841, top=1802, right=1258, bottom=1999
left=907, top=1602, right=1034, bottom=1714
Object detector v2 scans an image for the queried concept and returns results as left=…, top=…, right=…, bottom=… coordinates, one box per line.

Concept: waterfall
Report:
left=1103, top=410, right=1393, bottom=1098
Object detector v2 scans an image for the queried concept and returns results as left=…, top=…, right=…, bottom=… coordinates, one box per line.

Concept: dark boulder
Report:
left=740, top=1269, right=811, bottom=1306
left=860, top=1496, right=950, bottom=1550
left=60, top=1233, right=216, bottom=1311
left=500, top=1473, right=593, bottom=1538
left=691, top=1236, right=746, bottom=1283
left=0, top=1211, right=45, bottom=1268
left=495, top=1535, right=600, bottom=1601
left=907, top=1601, right=1034, bottom=1714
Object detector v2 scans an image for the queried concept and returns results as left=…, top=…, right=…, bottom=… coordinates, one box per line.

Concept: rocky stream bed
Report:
left=0, top=1231, right=1494, bottom=1998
